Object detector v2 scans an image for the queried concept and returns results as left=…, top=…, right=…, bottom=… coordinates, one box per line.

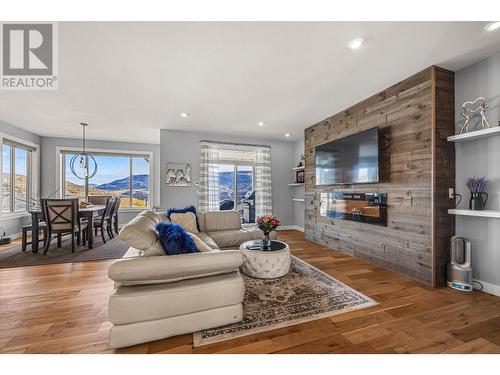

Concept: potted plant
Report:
left=466, top=176, right=488, bottom=210
left=256, top=215, right=281, bottom=250
left=298, top=153, right=305, bottom=167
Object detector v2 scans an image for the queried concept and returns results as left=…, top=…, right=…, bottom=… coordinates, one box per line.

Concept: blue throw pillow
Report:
left=166, top=205, right=200, bottom=231
left=156, top=223, right=199, bottom=255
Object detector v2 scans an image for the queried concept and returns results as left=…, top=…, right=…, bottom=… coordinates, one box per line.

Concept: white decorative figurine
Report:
left=460, top=97, right=491, bottom=134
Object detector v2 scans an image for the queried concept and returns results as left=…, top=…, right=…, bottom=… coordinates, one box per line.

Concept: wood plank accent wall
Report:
left=304, top=66, right=455, bottom=286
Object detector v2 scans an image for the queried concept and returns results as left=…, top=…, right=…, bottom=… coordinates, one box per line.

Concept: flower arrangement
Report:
left=466, top=176, right=487, bottom=192
left=257, top=215, right=281, bottom=234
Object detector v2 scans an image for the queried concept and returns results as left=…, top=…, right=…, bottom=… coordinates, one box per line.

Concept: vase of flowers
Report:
left=466, top=176, right=488, bottom=210
left=257, top=215, right=281, bottom=250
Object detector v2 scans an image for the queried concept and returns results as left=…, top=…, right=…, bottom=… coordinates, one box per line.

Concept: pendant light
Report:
left=70, top=123, right=97, bottom=200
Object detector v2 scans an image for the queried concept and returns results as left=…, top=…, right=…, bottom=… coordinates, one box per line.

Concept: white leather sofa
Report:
left=107, top=209, right=276, bottom=348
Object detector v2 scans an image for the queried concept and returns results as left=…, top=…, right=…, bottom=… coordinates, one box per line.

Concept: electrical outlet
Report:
left=448, top=188, right=454, bottom=199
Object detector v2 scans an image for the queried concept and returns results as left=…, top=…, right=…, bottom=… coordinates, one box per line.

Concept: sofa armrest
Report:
left=108, top=250, right=244, bottom=286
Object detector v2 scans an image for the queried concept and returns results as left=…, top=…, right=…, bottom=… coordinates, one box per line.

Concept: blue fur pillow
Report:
left=166, top=205, right=200, bottom=231
left=155, top=222, right=199, bottom=255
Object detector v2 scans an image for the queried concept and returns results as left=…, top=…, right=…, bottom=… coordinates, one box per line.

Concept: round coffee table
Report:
left=239, top=240, right=291, bottom=279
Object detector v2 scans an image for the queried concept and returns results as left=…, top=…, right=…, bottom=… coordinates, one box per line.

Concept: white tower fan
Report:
left=447, top=236, right=473, bottom=292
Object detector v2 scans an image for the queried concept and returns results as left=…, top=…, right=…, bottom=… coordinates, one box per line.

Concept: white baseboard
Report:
left=475, top=279, right=500, bottom=297
left=277, top=225, right=304, bottom=232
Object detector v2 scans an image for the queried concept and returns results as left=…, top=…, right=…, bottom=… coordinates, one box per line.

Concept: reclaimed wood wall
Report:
left=304, top=66, right=455, bottom=286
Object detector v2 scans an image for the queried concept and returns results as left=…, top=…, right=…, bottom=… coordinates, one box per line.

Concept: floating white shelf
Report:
left=288, top=182, right=304, bottom=186
left=292, top=166, right=305, bottom=171
left=447, top=126, right=500, bottom=143
left=292, top=198, right=305, bottom=202
left=448, top=209, right=500, bottom=219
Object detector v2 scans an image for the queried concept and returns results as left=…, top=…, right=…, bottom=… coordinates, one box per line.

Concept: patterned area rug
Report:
left=193, top=256, right=376, bottom=347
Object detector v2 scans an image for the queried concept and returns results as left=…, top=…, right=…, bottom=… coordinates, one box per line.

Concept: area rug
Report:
left=0, top=236, right=129, bottom=268
left=193, top=256, right=377, bottom=346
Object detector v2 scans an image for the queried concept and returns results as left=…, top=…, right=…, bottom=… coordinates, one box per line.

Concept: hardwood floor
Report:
left=1, top=230, right=500, bottom=354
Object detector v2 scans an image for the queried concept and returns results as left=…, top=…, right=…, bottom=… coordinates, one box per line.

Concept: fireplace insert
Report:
left=319, top=192, right=387, bottom=226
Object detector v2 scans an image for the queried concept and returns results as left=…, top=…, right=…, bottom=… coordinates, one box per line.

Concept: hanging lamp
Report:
left=70, top=123, right=97, bottom=200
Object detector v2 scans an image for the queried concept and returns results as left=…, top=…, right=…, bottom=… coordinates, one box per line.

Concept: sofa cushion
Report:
left=118, top=212, right=158, bottom=252
left=109, top=272, right=245, bottom=324
left=140, top=210, right=162, bottom=225
left=188, top=232, right=212, bottom=252
left=108, top=249, right=244, bottom=285
left=141, top=238, right=166, bottom=257
left=166, top=205, right=200, bottom=231
left=196, top=211, right=206, bottom=232
left=170, top=212, right=199, bottom=233
left=156, top=223, right=198, bottom=255
left=196, top=232, right=219, bottom=250
left=157, top=212, right=168, bottom=222
left=204, top=211, right=242, bottom=232
left=207, top=226, right=275, bottom=249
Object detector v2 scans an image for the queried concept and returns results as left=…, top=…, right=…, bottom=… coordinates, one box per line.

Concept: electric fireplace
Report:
left=319, top=192, right=387, bottom=226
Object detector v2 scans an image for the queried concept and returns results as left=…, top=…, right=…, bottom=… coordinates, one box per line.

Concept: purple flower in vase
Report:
left=466, top=176, right=487, bottom=193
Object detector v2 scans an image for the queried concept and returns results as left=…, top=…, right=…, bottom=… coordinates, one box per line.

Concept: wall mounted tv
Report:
left=315, top=127, right=379, bottom=185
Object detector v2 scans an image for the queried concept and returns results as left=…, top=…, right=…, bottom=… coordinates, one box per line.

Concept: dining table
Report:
left=28, top=205, right=106, bottom=252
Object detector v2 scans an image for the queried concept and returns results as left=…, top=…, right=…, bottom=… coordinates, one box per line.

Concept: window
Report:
left=212, top=163, right=254, bottom=220
left=199, top=142, right=271, bottom=224
left=1, top=140, right=34, bottom=213
left=61, top=151, right=151, bottom=208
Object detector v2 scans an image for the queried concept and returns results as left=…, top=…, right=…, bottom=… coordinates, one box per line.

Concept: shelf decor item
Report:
left=460, top=97, right=492, bottom=134
left=256, top=215, right=281, bottom=250
left=297, top=153, right=305, bottom=167
left=466, top=176, right=488, bottom=210
left=295, top=169, right=305, bottom=183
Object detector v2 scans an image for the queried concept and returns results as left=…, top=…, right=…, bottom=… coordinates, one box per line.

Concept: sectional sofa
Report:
left=107, top=209, right=276, bottom=348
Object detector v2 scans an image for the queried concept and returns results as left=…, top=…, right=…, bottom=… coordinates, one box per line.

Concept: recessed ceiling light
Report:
left=180, top=112, right=189, bottom=118
left=285, top=133, right=290, bottom=138
left=257, top=121, right=265, bottom=127
left=348, top=38, right=364, bottom=50
left=485, top=22, right=500, bottom=32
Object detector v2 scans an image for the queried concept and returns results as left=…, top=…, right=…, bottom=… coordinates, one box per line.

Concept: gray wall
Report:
left=160, top=129, right=296, bottom=226
left=455, top=51, right=500, bottom=295
left=293, top=138, right=305, bottom=229
left=0, top=120, right=41, bottom=145
left=0, top=120, right=41, bottom=236
left=40, top=137, right=161, bottom=225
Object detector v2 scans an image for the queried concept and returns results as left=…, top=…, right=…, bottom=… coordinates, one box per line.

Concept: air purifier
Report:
left=447, top=236, right=473, bottom=292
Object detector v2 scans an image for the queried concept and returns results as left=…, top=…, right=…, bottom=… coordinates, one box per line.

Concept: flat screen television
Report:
left=315, top=127, right=379, bottom=185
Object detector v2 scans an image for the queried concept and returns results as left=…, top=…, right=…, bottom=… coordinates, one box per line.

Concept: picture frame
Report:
left=295, top=169, right=305, bottom=183
left=166, top=163, right=191, bottom=186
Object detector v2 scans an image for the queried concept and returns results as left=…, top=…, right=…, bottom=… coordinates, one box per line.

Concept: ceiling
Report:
left=1, top=21, right=500, bottom=144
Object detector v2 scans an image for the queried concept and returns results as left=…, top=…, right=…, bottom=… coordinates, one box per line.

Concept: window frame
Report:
left=0, top=134, right=39, bottom=218
left=57, top=146, right=153, bottom=211
left=215, top=161, right=255, bottom=206
left=209, top=160, right=255, bottom=222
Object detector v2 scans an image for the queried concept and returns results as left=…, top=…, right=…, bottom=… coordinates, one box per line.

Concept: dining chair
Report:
left=41, top=198, right=87, bottom=254
left=88, top=195, right=111, bottom=206
left=92, top=197, right=115, bottom=244
left=21, top=223, right=48, bottom=251
left=110, top=196, right=121, bottom=236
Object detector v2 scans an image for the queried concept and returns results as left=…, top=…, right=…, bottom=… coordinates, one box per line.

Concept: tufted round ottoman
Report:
left=239, top=240, right=291, bottom=279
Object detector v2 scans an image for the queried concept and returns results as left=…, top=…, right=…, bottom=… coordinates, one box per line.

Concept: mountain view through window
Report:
left=217, top=164, right=254, bottom=222
left=63, top=153, right=150, bottom=208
